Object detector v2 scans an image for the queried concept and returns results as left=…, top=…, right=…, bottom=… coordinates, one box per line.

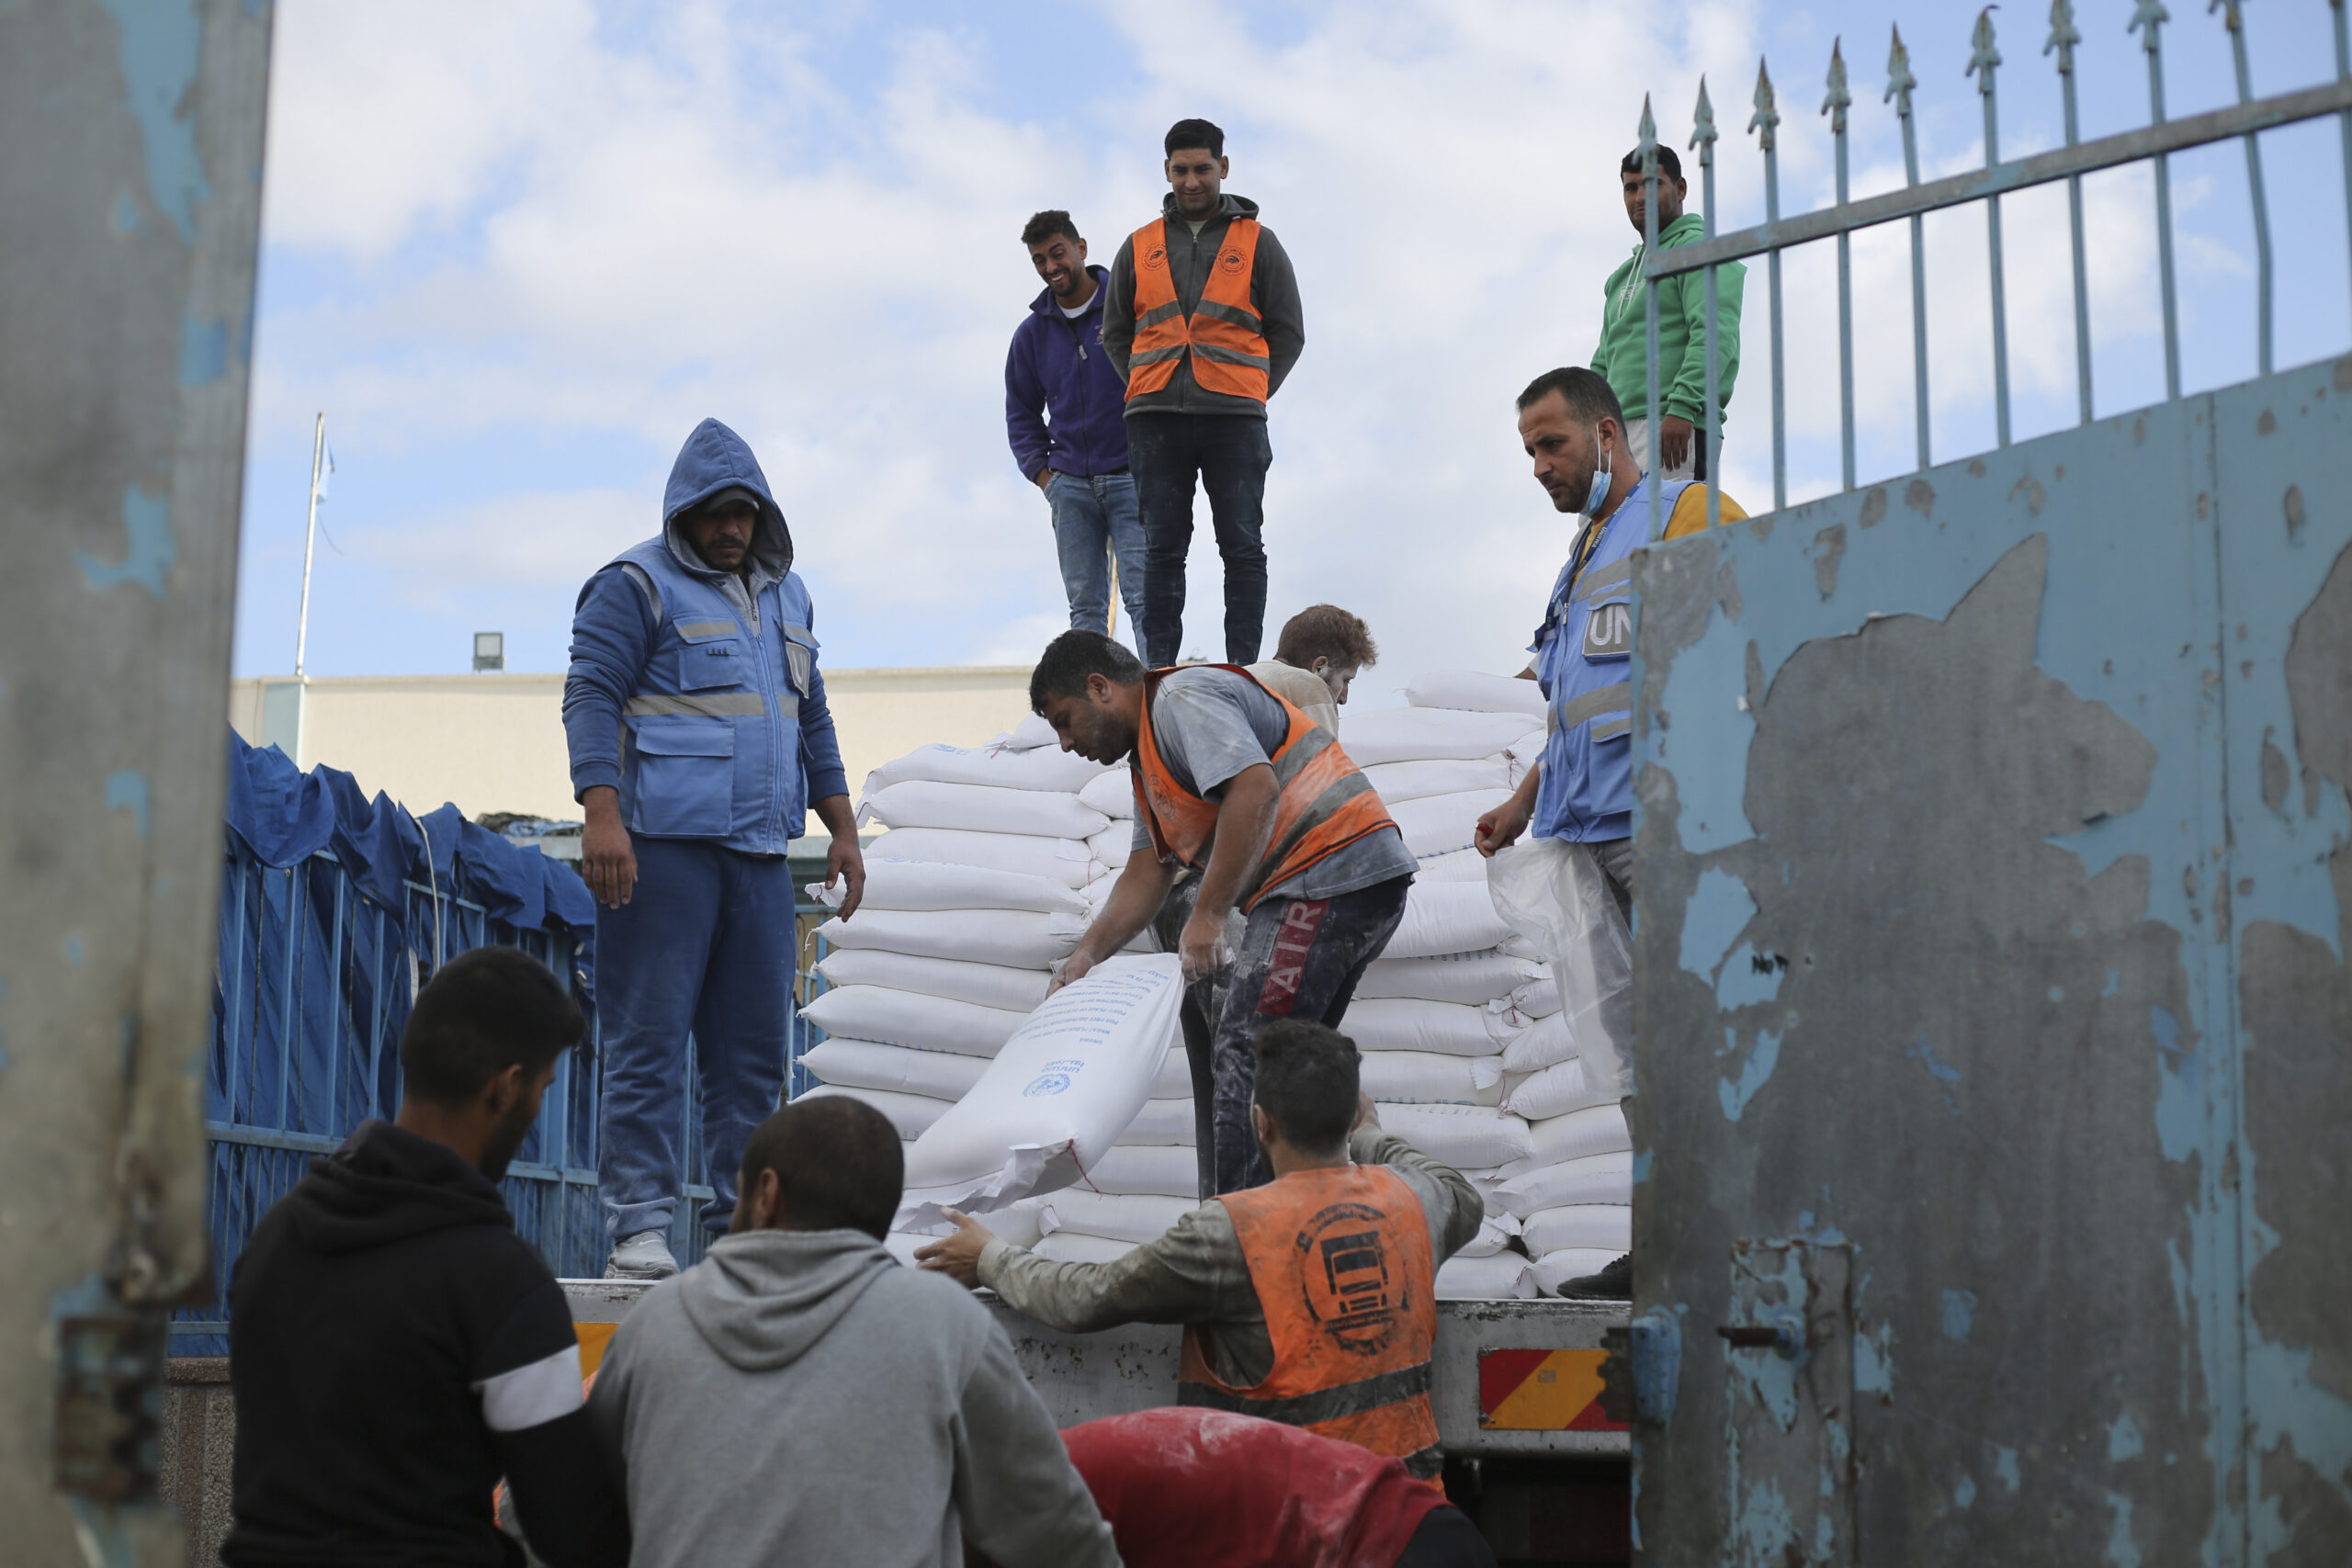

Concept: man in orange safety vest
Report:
left=1102, top=118, right=1306, bottom=670
left=922, top=1020, right=1481, bottom=1486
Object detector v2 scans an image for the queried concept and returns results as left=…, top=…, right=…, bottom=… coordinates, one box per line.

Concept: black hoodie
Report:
left=224, top=1121, right=628, bottom=1568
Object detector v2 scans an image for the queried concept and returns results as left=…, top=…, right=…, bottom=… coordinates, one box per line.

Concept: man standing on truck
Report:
left=1476, top=367, right=1747, bottom=1300
left=588, top=1095, right=1118, bottom=1568
left=1589, top=145, right=1745, bottom=479
left=921, top=1020, right=1481, bottom=1483
left=224, top=948, right=629, bottom=1568
left=1007, top=209, right=1149, bottom=648
left=1104, top=117, right=1307, bottom=668
left=1025, top=628, right=1413, bottom=1193
left=564, top=417, right=865, bottom=1281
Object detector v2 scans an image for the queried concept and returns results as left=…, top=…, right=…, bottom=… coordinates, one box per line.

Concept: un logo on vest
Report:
left=1143, top=243, right=1167, bottom=272
left=1583, top=601, right=1631, bottom=659
left=1218, top=246, right=1245, bottom=276
left=1291, top=1201, right=1401, bottom=1355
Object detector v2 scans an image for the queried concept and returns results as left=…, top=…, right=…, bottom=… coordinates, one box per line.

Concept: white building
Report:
left=229, top=667, right=1036, bottom=833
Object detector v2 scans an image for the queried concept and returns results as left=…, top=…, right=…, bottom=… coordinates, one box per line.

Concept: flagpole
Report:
left=295, top=411, right=323, bottom=677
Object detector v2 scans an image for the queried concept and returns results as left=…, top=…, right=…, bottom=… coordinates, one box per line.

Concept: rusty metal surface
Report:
left=564, top=1280, right=1629, bottom=1458
left=1, top=0, right=272, bottom=1562
left=1628, top=360, right=2352, bottom=1564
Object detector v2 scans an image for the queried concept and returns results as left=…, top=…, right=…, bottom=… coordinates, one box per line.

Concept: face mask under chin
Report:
left=1582, top=424, right=1613, bottom=516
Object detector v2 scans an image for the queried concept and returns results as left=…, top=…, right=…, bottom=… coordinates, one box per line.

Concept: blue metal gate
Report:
left=1623, top=5, right=2352, bottom=1562
left=178, top=807, right=838, bottom=1355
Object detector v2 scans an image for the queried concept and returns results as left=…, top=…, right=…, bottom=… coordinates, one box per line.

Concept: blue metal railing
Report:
left=175, top=836, right=833, bottom=1353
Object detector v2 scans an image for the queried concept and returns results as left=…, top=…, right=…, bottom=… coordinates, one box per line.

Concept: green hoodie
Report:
left=1591, top=211, right=1747, bottom=430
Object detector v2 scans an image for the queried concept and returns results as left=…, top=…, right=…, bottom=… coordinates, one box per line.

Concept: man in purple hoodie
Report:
left=1007, top=209, right=1148, bottom=650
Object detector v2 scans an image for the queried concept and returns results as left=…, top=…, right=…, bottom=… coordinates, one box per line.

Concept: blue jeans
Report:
left=1125, top=414, right=1272, bottom=668
left=595, top=837, right=796, bottom=1242
left=1046, top=470, right=1148, bottom=650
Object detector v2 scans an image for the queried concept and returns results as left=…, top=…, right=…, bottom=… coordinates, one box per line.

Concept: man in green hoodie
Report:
left=1590, top=145, right=1745, bottom=481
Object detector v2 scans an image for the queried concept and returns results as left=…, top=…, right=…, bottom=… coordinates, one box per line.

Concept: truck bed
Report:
left=564, top=1280, right=1630, bottom=1460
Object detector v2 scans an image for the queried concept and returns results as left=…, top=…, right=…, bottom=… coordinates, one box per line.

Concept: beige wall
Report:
left=230, top=667, right=1035, bottom=829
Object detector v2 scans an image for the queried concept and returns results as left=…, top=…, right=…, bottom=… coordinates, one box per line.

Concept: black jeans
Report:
left=1125, top=412, right=1272, bottom=667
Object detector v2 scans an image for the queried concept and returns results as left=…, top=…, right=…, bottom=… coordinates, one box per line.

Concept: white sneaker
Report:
left=605, top=1229, right=679, bottom=1280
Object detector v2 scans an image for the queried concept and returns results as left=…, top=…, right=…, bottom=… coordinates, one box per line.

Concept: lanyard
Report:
left=1535, top=478, right=1648, bottom=648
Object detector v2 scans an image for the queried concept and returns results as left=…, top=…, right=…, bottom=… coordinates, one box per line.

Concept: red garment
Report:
left=1060, top=1407, right=1447, bottom=1568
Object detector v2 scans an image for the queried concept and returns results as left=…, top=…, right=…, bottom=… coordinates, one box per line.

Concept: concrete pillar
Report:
left=0, top=0, right=272, bottom=1561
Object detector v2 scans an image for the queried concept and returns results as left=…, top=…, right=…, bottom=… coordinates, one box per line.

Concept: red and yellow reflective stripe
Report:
left=1476, top=1348, right=1623, bottom=1431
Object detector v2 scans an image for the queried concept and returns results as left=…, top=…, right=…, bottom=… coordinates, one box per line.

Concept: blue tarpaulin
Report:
left=188, top=734, right=609, bottom=1354
left=224, top=731, right=595, bottom=937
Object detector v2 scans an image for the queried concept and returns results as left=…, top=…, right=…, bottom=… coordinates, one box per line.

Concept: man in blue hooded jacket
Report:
left=1007, top=209, right=1148, bottom=649
left=563, top=417, right=865, bottom=1280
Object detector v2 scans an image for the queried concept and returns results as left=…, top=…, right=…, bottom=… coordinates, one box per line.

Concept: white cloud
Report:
left=338, top=487, right=646, bottom=612
left=246, top=0, right=2255, bottom=699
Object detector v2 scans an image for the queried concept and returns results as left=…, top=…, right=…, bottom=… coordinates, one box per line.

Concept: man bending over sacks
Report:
left=922, top=1020, right=1480, bottom=1483
left=1029, top=627, right=1415, bottom=1193
left=586, top=1095, right=1116, bottom=1568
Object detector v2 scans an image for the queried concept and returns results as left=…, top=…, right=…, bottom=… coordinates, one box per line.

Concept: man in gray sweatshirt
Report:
left=585, top=1096, right=1119, bottom=1568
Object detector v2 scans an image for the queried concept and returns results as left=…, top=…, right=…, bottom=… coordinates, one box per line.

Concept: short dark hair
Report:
left=1030, top=628, right=1144, bottom=713
left=740, top=1096, right=904, bottom=1240
left=1274, top=605, right=1378, bottom=671
left=1251, top=1021, right=1360, bottom=1155
left=1165, top=118, right=1225, bottom=158
left=400, top=945, right=584, bottom=1108
left=1022, top=209, right=1081, bottom=249
left=1619, top=144, right=1684, bottom=184
left=1517, top=366, right=1624, bottom=428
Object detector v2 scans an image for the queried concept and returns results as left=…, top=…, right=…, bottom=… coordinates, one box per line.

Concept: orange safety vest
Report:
left=1133, top=666, right=1396, bottom=913
left=1125, top=217, right=1272, bottom=402
left=1178, top=1164, right=1443, bottom=1480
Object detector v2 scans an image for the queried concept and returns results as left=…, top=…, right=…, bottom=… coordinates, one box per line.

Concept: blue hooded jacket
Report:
left=562, top=420, right=848, bottom=854
left=1004, top=265, right=1129, bottom=480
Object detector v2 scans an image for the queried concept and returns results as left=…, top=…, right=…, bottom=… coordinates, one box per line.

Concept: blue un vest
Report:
left=608, top=538, right=818, bottom=856
left=1530, top=476, right=1695, bottom=842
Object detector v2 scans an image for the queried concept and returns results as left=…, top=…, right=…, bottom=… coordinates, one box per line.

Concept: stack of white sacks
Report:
left=1345, top=671, right=1633, bottom=1299
left=797, top=716, right=1198, bottom=1265
left=799, top=671, right=1633, bottom=1297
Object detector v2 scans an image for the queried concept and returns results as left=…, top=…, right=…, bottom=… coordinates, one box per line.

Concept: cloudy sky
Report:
left=234, top=0, right=2352, bottom=703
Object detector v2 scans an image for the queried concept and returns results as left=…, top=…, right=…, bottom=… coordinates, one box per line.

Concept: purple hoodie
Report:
left=1004, top=265, right=1129, bottom=481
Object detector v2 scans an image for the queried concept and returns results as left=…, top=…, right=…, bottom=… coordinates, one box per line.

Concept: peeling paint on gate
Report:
left=1628, top=363, right=2352, bottom=1563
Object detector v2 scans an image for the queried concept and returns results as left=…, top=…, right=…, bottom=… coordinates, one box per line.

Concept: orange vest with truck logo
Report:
left=1177, top=1164, right=1443, bottom=1480
left=1132, top=666, right=1396, bottom=914
left=1125, top=217, right=1272, bottom=402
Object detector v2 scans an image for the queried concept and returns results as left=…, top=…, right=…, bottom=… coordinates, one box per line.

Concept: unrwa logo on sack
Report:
left=1023, top=1059, right=1086, bottom=1097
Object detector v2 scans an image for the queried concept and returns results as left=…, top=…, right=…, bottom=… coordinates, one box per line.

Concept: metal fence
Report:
left=1628, top=0, right=2352, bottom=525
left=174, top=836, right=836, bottom=1354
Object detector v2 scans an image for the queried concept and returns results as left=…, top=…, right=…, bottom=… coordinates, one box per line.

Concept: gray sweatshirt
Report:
left=1102, top=193, right=1306, bottom=418
left=587, top=1228, right=1119, bottom=1568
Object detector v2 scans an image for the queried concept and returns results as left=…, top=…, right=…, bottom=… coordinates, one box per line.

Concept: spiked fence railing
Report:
left=1631, top=0, right=2352, bottom=523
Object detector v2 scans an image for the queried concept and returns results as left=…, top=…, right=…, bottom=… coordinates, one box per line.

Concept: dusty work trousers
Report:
left=1162, top=874, right=1412, bottom=1196
left=595, top=838, right=795, bottom=1243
